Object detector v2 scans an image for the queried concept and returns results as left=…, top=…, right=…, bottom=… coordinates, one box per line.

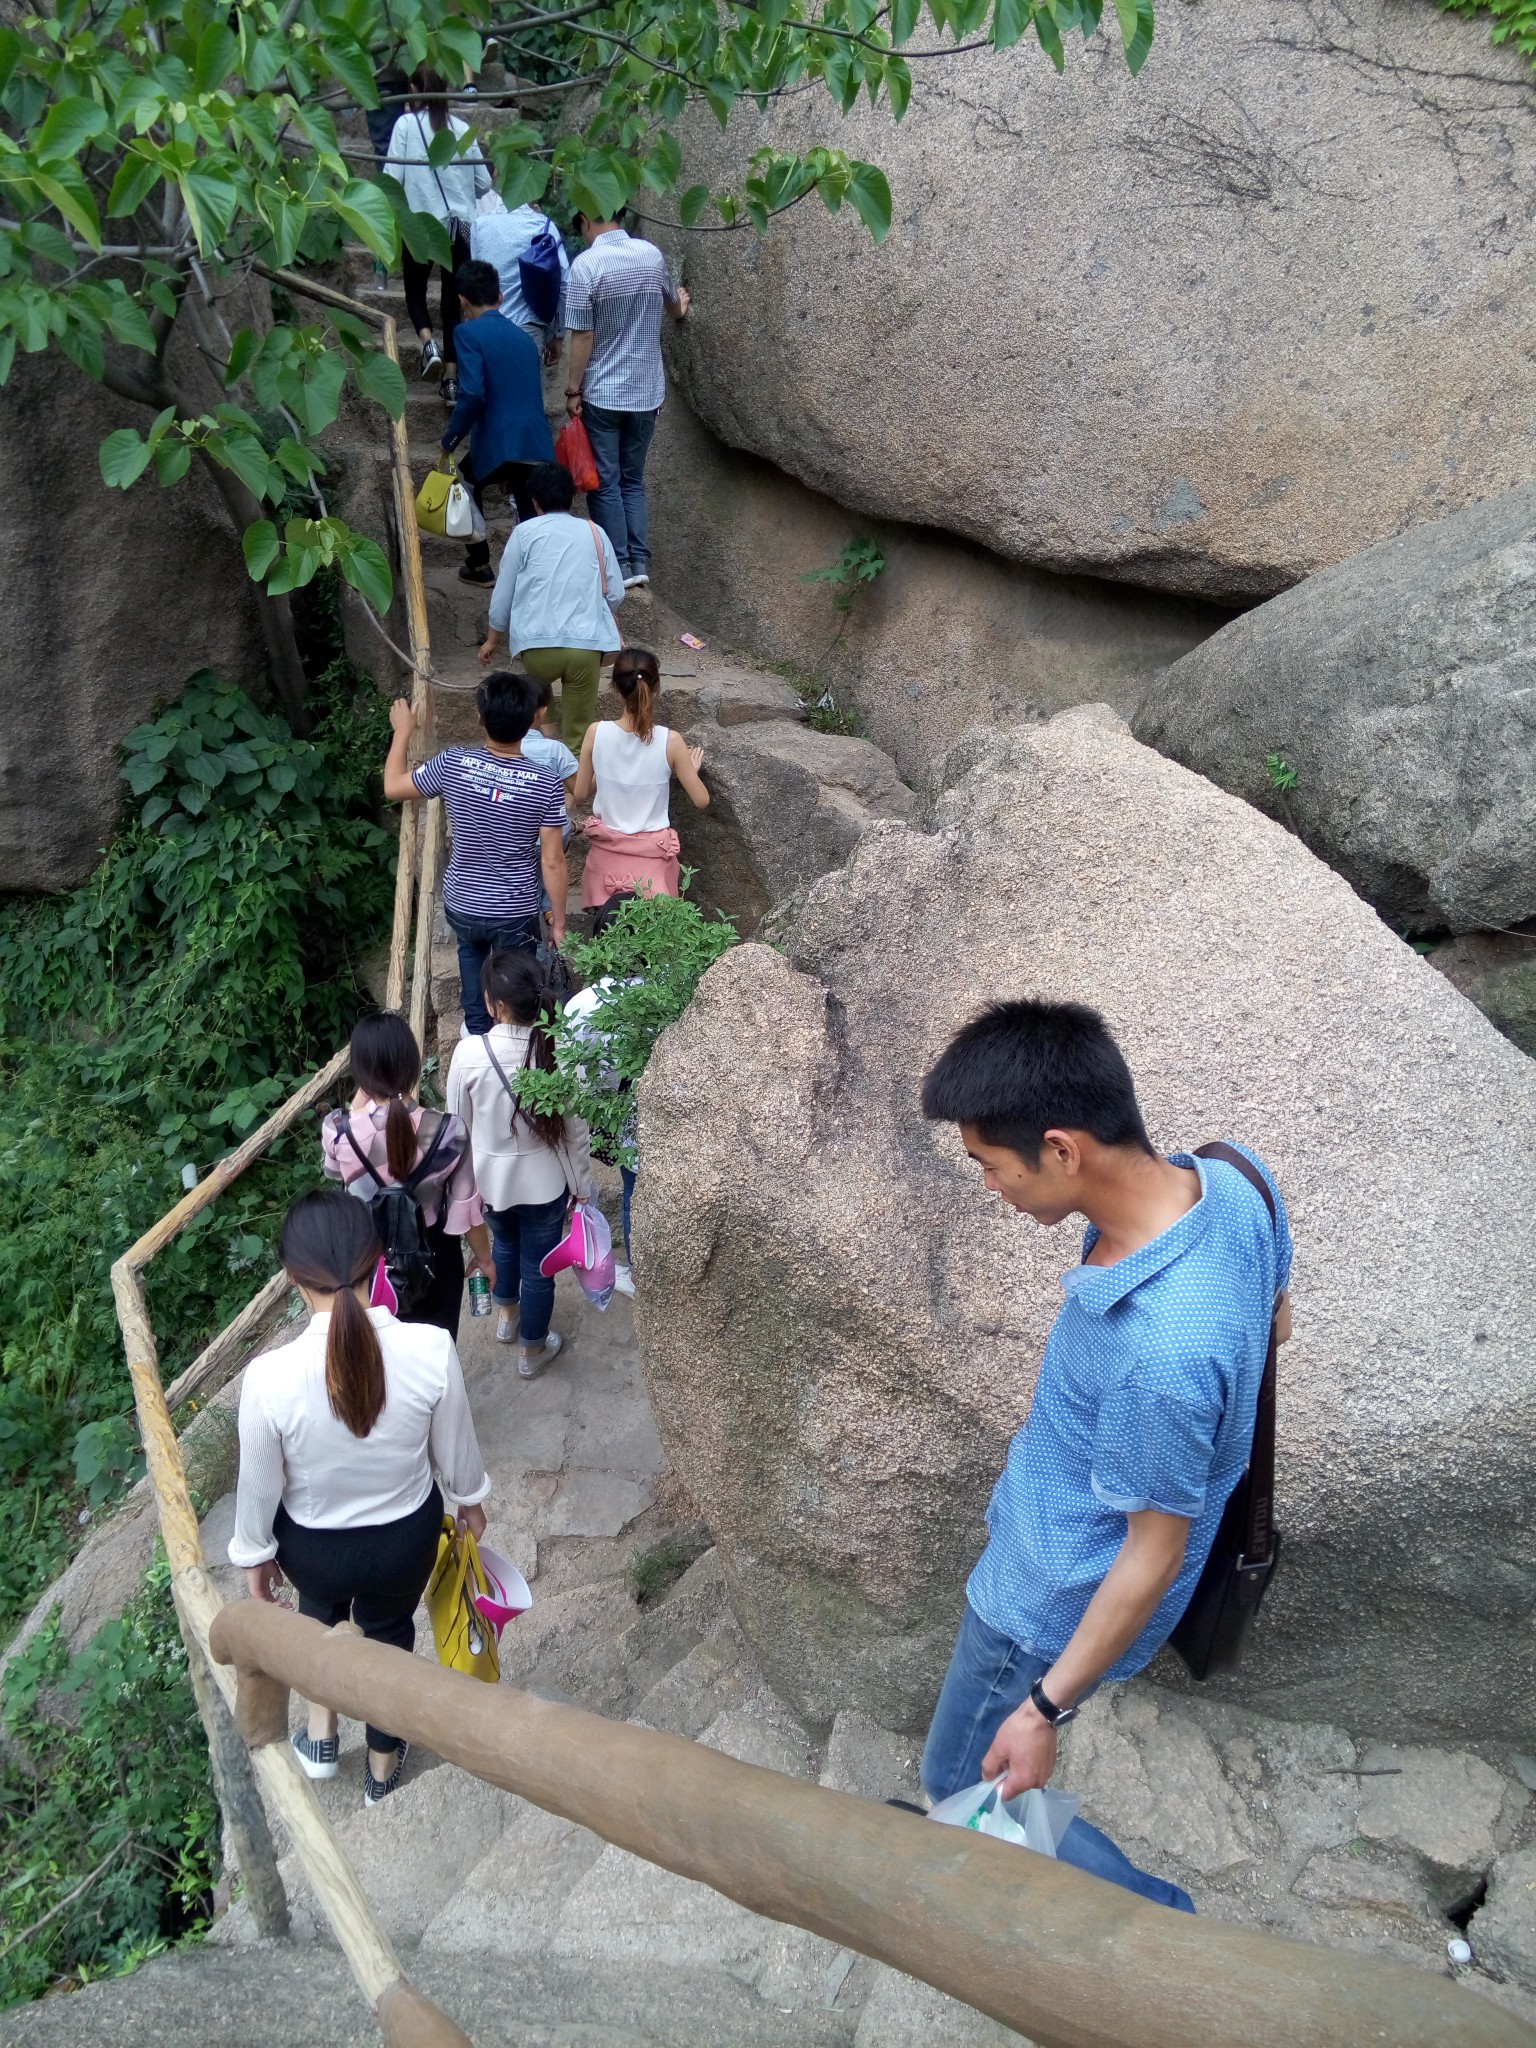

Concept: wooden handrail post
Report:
left=208, top=1605, right=1536, bottom=2048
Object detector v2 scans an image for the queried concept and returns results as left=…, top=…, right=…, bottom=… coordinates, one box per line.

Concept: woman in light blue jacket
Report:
left=384, top=68, right=490, bottom=402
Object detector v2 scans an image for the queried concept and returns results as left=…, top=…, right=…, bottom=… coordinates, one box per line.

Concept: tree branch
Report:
left=0, top=1839, right=134, bottom=1961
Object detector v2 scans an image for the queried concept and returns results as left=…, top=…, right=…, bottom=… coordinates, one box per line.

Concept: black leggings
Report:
left=461, top=456, right=539, bottom=571
left=274, top=1483, right=443, bottom=1753
left=401, top=227, right=471, bottom=359
left=399, top=1211, right=466, bottom=1341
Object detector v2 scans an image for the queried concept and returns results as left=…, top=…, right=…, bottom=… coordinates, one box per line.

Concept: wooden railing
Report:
left=108, top=298, right=468, bottom=2042
left=207, top=1602, right=1536, bottom=2048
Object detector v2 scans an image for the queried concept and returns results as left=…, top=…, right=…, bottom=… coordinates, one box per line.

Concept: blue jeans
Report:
left=484, top=1192, right=568, bottom=1343
left=582, top=404, right=658, bottom=573
left=448, top=912, right=540, bottom=1036
left=922, top=1604, right=1195, bottom=1913
left=620, top=1162, right=636, bottom=1261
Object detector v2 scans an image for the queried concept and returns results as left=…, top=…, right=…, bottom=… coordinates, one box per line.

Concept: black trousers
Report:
left=400, top=1210, right=466, bottom=1341
left=461, top=455, right=539, bottom=571
left=274, top=1483, right=443, bottom=1753
left=401, top=227, right=471, bottom=356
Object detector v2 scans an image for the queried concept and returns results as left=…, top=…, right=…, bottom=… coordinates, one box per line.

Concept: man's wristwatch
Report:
left=1028, top=1678, right=1078, bottom=1729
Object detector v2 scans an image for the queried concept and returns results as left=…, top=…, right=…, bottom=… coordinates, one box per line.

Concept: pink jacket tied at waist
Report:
left=580, top=816, right=680, bottom=908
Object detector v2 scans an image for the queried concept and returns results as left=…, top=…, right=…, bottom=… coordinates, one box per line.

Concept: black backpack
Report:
left=340, top=1111, right=454, bottom=1312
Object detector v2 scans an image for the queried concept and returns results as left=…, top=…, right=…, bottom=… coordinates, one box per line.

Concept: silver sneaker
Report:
left=519, top=1330, right=563, bottom=1379
left=495, top=1309, right=518, bottom=1344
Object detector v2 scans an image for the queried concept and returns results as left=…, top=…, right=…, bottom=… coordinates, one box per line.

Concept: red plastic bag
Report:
left=555, top=415, right=599, bottom=493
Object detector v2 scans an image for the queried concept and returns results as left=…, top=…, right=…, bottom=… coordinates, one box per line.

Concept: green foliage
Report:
left=515, top=889, right=737, bottom=1163
left=0, top=659, right=392, bottom=1637
left=0, top=0, right=1153, bottom=642
left=0, top=1560, right=217, bottom=2007
left=1265, top=753, right=1299, bottom=794
left=1438, top=0, right=1536, bottom=60
left=765, top=659, right=865, bottom=736
left=801, top=538, right=887, bottom=618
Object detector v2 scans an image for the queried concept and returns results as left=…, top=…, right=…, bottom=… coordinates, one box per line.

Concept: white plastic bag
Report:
left=928, top=1779, right=1081, bottom=1857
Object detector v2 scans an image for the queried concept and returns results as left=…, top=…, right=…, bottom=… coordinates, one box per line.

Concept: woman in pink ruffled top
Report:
left=572, top=647, right=709, bottom=907
left=321, top=1011, right=493, bottom=1341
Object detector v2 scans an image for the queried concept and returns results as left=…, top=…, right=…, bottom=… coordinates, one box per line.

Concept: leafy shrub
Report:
left=516, top=888, right=737, bottom=1164
left=0, top=662, right=392, bottom=1636
left=0, top=1561, right=217, bottom=2009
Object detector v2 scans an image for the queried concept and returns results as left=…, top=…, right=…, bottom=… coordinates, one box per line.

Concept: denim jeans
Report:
left=447, top=912, right=540, bottom=1036
left=922, top=1603, right=1195, bottom=1913
left=484, top=1192, right=568, bottom=1343
left=619, top=1162, right=636, bottom=1262
left=582, top=404, right=658, bottom=573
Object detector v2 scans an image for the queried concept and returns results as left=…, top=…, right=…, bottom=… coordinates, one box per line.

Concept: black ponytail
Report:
left=482, top=949, right=568, bottom=1153
left=279, top=1192, right=386, bottom=1438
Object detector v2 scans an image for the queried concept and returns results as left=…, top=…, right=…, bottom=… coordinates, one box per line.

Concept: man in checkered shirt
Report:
left=564, top=210, right=691, bottom=590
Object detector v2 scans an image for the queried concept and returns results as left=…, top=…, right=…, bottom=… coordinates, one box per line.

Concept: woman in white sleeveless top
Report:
left=574, top=647, right=709, bottom=906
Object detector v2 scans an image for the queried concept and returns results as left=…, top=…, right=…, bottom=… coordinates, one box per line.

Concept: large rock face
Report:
left=1132, top=483, right=1536, bottom=934
left=636, top=709, right=1536, bottom=1745
left=647, top=405, right=1227, bottom=782
left=661, top=0, right=1536, bottom=603
left=0, top=351, right=267, bottom=894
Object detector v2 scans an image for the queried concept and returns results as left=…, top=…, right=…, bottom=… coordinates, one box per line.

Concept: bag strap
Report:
left=402, top=1107, right=455, bottom=1196
left=420, top=111, right=459, bottom=227
left=1193, top=1142, right=1279, bottom=1569
left=337, top=1117, right=377, bottom=1188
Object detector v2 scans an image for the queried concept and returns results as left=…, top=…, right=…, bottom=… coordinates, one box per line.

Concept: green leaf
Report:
left=322, top=32, right=380, bottom=112
left=153, top=439, right=192, bottom=484
left=193, top=22, right=239, bottom=94
left=57, top=314, right=105, bottom=379
left=225, top=326, right=260, bottom=384
left=1116, top=0, right=1154, bottom=72
left=678, top=183, right=710, bottom=228
left=642, top=131, right=683, bottom=194
left=288, top=347, right=346, bottom=434
left=178, top=167, right=239, bottom=251
left=332, top=179, right=398, bottom=263
left=846, top=162, right=892, bottom=242
left=885, top=54, right=912, bottom=118
left=34, top=168, right=102, bottom=249
left=890, top=0, right=922, bottom=40
left=338, top=534, right=393, bottom=616
left=273, top=438, right=317, bottom=482
left=0, top=333, right=14, bottom=386
left=213, top=431, right=275, bottom=500
left=1033, top=5, right=1066, bottom=68
left=35, top=96, right=110, bottom=166
left=993, top=0, right=1031, bottom=45
left=266, top=194, right=306, bottom=269
left=106, top=152, right=162, bottom=220
left=242, top=520, right=280, bottom=580
left=351, top=348, right=406, bottom=420
left=144, top=404, right=178, bottom=448
left=99, top=428, right=152, bottom=488
left=104, top=292, right=157, bottom=354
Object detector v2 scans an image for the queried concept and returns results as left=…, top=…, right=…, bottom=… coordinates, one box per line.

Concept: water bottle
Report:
left=468, top=1271, right=492, bottom=1318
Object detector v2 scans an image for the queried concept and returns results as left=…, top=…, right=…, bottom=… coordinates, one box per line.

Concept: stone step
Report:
left=0, top=1943, right=862, bottom=2047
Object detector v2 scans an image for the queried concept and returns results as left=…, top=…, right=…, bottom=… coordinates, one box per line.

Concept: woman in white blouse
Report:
left=446, top=949, right=594, bottom=1379
left=383, top=67, right=491, bottom=401
left=229, top=1191, right=491, bottom=1807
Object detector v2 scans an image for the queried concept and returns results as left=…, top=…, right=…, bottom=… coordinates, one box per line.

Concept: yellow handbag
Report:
left=415, top=457, right=474, bottom=540
left=425, top=1516, right=501, bottom=1683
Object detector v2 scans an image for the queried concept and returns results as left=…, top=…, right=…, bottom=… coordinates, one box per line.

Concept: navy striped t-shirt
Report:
left=412, top=747, right=565, bottom=922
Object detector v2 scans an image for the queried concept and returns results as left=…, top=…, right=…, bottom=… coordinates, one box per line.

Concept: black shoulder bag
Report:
left=1166, top=1141, right=1282, bottom=1681
left=339, top=1109, right=454, bottom=1312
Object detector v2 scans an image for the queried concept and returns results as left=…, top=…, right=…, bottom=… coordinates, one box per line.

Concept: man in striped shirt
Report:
left=565, top=211, right=691, bottom=590
left=383, top=674, right=568, bottom=1034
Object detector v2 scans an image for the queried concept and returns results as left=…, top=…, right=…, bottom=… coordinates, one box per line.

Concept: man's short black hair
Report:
left=454, top=258, right=502, bottom=308
left=920, top=999, right=1154, bottom=1167
left=477, top=669, right=538, bottom=745
left=528, top=461, right=575, bottom=512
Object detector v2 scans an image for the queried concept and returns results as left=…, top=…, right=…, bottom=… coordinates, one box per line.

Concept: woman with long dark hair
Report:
left=445, top=950, right=594, bottom=1378
left=573, top=646, right=709, bottom=906
left=383, top=66, right=491, bottom=400
left=228, top=1191, right=491, bottom=1806
left=322, top=1011, right=493, bottom=1339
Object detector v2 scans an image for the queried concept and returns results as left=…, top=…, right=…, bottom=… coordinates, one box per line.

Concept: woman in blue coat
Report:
left=441, top=259, right=557, bottom=585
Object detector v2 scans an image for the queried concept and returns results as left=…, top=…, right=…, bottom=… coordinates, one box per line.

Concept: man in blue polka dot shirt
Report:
left=919, top=997, right=1292, bottom=1817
